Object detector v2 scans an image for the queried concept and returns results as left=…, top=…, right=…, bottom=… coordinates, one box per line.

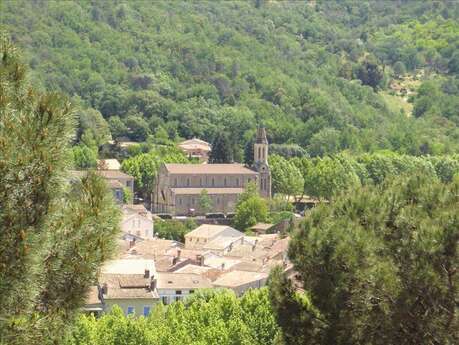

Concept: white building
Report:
left=155, top=272, right=212, bottom=305
left=121, top=205, right=154, bottom=239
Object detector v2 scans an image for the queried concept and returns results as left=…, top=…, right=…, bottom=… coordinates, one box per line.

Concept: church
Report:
left=152, top=128, right=271, bottom=215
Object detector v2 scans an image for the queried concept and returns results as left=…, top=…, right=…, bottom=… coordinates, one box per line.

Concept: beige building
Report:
left=99, top=273, right=159, bottom=316
left=121, top=204, right=154, bottom=239
left=156, top=272, right=213, bottom=305
left=153, top=128, right=271, bottom=215
left=212, top=270, right=269, bottom=296
left=184, top=224, right=243, bottom=249
left=178, top=138, right=211, bottom=162
left=97, top=159, right=121, bottom=170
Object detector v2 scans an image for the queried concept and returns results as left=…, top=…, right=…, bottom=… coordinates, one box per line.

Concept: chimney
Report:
left=144, top=269, right=150, bottom=279
left=150, top=275, right=157, bottom=290
left=177, top=249, right=181, bottom=259
left=196, top=254, right=204, bottom=266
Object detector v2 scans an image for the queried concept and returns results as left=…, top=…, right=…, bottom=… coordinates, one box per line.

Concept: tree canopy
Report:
left=0, top=36, right=120, bottom=345
left=270, top=174, right=459, bottom=345
left=2, top=1, right=459, bottom=156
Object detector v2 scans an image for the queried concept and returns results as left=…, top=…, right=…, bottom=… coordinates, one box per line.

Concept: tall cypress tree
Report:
left=209, top=132, right=233, bottom=163
left=0, top=36, right=120, bottom=344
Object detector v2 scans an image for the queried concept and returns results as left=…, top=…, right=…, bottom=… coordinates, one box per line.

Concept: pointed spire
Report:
left=256, top=127, right=268, bottom=144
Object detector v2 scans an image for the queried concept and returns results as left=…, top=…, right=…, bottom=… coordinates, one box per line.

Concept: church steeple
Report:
left=253, top=127, right=271, bottom=198
left=254, top=127, right=268, bottom=164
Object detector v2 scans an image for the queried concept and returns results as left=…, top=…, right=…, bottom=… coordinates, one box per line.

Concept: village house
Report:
left=95, top=259, right=159, bottom=316
left=184, top=224, right=244, bottom=250
left=178, top=138, right=211, bottom=162
left=152, top=128, right=271, bottom=215
left=97, top=158, right=121, bottom=170
left=99, top=273, right=159, bottom=316
left=212, top=270, right=269, bottom=296
left=121, top=204, right=154, bottom=239
left=155, top=272, right=213, bottom=305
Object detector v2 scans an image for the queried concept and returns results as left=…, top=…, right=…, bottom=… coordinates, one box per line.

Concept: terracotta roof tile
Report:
left=164, top=163, right=257, bottom=175
left=171, top=187, right=245, bottom=195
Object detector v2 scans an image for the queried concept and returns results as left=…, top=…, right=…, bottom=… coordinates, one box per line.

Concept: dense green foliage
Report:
left=209, top=132, right=234, bottom=163
left=120, top=145, right=189, bottom=199
left=233, top=182, right=269, bottom=231
left=0, top=37, right=120, bottom=344
left=270, top=174, right=459, bottom=344
left=198, top=189, right=213, bottom=214
left=65, top=289, right=280, bottom=345
left=2, top=0, right=459, bottom=157
left=154, top=219, right=197, bottom=243
left=279, top=152, right=459, bottom=200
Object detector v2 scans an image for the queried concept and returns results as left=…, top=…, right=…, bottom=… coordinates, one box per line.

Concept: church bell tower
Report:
left=253, top=127, right=271, bottom=198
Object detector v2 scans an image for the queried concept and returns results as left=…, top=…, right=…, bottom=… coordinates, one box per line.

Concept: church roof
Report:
left=170, top=187, right=245, bottom=195
left=256, top=127, right=268, bottom=144
left=164, top=163, right=257, bottom=175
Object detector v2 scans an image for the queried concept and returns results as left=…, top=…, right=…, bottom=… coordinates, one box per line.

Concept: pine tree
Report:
left=0, top=35, right=120, bottom=344
left=209, top=133, right=233, bottom=163
left=269, top=174, right=459, bottom=345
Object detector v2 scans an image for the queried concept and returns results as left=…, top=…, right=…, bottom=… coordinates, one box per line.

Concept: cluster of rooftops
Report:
left=85, top=223, right=292, bottom=316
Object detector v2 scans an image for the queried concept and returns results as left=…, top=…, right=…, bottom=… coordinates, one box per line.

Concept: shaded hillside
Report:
left=1, top=0, right=458, bottom=156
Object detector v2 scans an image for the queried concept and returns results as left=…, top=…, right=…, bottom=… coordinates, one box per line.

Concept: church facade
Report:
left=152, top=128, right=271, bottom=215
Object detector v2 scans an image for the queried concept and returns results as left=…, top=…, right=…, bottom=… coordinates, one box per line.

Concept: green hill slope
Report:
left=2, top=0, right=458, bottom=156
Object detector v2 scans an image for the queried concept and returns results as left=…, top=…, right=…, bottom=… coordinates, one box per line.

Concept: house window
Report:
left=126, top=180, right=132, bottom=188
left=187, top=178, right=190, bottom=187
left=174, top=178, right=177, bottom=186
left=200, top=178, right=202, bottom=186
left=236, top=178, right=239, bottom=187
left=212, top=178, right=215, bottom=187
left=176, top=290, right=182, bottom=295
left=127, top=306, right=135, bottom=315
left=161, top=296, right=168, bottom=305
left=175, top=296, right=182, bottom=302
left=143, top=306, right=151, bottom=316
left=224, top=178, right=227, bottom=186
left=189, top=289, right=195, bottom=294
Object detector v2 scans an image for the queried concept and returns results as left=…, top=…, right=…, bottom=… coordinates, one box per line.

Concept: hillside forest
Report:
left=2, top=0, right=459, bottom=163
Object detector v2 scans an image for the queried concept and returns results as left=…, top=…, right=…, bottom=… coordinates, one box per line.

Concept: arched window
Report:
left=258, top=147, right=261, bottom=160
left=262, top=147, right=265, bottom=160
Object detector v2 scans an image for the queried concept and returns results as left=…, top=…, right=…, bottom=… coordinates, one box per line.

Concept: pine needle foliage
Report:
left=0, top=35, right=120, bottom=345
left=269, top=174, right=459, bottom=345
